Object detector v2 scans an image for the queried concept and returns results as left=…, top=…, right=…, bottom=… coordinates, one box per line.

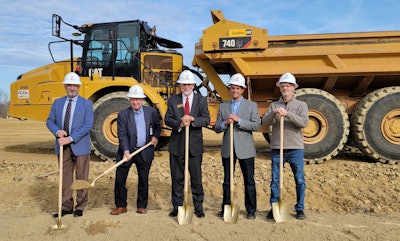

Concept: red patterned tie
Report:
left=63, top=99, right=72, bottom=135
left=184, top=97, right=190, bottom=115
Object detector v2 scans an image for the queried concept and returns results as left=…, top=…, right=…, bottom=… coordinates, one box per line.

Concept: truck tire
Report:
left=295, top=88, right=349, bottom=164
left=351, top=87, right=400, bottom=164
left=90, top=91, right=130, bottom=161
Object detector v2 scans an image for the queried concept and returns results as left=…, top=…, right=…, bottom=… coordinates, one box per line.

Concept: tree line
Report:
left=0, top=89, right=9, bottom=118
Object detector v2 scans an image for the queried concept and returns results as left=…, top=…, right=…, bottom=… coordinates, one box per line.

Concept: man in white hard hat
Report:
left=165, top=70, right=210, bottom=218
left=46, top=72, right=94, bottom=218
left=214, top=73, right=260, bottom=219
left=110, top=85, right=161, bottom=215
left=262, top=72, right=309, bottom=220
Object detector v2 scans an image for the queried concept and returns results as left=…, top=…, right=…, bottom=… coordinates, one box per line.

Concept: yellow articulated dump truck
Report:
left=8, top=14, right=186, bottom=161
left=192, top=10, right=400, bottom=164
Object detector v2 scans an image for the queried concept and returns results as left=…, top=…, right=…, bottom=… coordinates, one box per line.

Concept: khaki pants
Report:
left=59, top=145, right=90, bottom=211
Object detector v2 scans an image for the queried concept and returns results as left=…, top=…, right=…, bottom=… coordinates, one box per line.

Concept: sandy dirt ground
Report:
left=0, top=118, right=399, bottom=241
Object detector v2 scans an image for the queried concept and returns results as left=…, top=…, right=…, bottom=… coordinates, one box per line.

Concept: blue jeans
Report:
left=270, top=149, right=306, bottom=211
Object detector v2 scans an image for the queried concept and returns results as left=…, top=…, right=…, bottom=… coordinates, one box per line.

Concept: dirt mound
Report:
left=0, top=118, right=399, bottom=241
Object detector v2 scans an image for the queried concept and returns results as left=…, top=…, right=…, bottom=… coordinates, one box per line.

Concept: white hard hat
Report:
left=63, top=72, right=82, bottom=85
left=127, top=85, right=146, bottom=98
left=177, top=70, right=196, bottom=84
left=228, top=73, right=246, bottom=88
left=276, top=72, right=298, bottom=88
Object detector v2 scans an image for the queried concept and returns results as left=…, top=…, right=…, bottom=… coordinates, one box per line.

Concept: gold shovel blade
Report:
left=51, top=224, right=67, bottom=230
left=51, top=218, right=67, bottom=230
left=177, top=205, right=194, bottom=225
left=223, top=203, right=240, bottom=224
left=272, top=201, right=289, bottom=223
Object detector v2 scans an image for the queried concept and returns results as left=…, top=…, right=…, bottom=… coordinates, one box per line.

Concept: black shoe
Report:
left=169, top=208, right=178, bottom=217
left=266, top=210, right=274, bottom=220
left=247, top=212, right=256, bottom=219
left=53, top=209, right=73, bottom=218
left=217, top=211, right=224, bottom=217
left=74, top=210, right=83, bottom=217
left=296, top=210, right=306, bottom=220
left=195, top=210, right=205, bottom=218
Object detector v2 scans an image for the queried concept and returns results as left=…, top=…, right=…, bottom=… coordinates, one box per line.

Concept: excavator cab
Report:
left=51, top=14, right=184, bottom=94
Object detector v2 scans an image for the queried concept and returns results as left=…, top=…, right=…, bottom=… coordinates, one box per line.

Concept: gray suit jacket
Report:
left=214, top=98, right=260, bottom=159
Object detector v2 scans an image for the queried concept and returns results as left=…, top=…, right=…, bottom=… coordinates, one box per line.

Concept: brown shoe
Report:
left=110, top=207, right=127, bottom=215
left=136, top=208, right=147, bottom=214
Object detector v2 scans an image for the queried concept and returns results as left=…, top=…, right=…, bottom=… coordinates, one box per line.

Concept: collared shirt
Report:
left=181, top=93, right=193, bottom=113
left=177, top=93, right=194, bottom=133
left=231, top=97, right=243, bottom=115
left=221, top=97, right=243, bottom=129
left=134, top=107, right=146, bottom=147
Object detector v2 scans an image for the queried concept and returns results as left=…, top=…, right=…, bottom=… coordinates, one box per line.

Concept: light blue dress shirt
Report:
left=134, top=107, right=147, bottom=147
left=221, top=97, right=243, bottom=129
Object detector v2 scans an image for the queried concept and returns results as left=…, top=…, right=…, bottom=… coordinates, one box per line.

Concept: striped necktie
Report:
left=63, top=99, right=72, bottom=135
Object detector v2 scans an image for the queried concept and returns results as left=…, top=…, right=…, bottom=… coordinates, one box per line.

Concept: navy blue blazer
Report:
left=116, top=105, right=161, bottom=163
left=46, top=95, right=94, bottom=156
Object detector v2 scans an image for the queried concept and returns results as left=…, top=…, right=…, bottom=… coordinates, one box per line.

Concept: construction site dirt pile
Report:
left=0, top=118, right=399, bottom=241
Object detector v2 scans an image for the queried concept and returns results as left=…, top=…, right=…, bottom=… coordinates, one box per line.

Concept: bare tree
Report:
left=0, top=89, right=10, bottom=118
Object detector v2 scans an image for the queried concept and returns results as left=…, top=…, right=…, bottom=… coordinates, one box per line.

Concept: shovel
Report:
left=52, top=144, right=67, bottom=230
left=177, top=126, right=194, bottom=225
left=71, top=142, right=153, bottom=190
left=272, top=116, right=289, bottom=222
left=223, top=123, right=240, bottom=223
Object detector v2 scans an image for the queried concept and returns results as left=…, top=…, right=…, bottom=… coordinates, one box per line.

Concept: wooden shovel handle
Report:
left=57, top=145, right=63, bottom=223
left=230, top=123, right=234, bottom=202
left=183, top=126, right=190, bottom=204
left=279, top=116, right=284, bottom=197
left=91, top=141, right=153, bottom=184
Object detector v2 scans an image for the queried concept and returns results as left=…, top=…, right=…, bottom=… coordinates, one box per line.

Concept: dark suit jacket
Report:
left=116, top=105, right=161, bottom=163
left=165, top=93, right=210, bottom=156
left=46, top=95, right=94, bottom=156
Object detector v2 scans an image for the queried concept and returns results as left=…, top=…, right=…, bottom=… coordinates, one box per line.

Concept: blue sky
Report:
left=1, top=0, right=400, bottom=96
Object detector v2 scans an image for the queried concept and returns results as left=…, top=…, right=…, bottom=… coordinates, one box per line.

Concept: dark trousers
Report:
left=169, top=153, right=204, bottom=211
left=60, top=145, right=90, bottom=211
left=222, top=155, right=256, bottom=213
left=114, top=153, right=153, bottom=208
